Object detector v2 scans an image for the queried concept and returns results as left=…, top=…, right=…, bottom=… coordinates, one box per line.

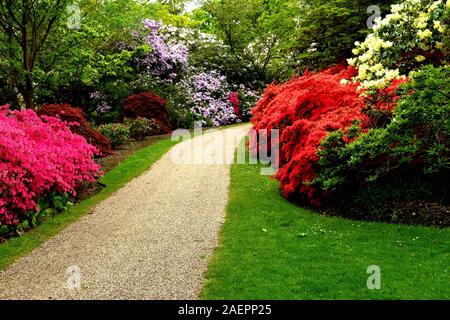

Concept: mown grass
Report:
left=0, top=138, right=178, bottom=271
left=201, top=148, right=450, bottom=300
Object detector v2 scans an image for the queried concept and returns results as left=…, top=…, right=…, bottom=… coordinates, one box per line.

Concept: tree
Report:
left=291, top=0, right=400, bottom=70
left=204, top=0, right=264, bottom=54
left=0, top=0, right=169, bottom=108
left=202, top=0, right=401, bottom=79
left=203, top=0, right=295, bottom=82
left=0, top=0, right=70, bottom=109
left=155, top=0, right=188, bottom=15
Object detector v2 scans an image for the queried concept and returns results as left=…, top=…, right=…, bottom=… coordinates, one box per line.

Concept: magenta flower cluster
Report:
left=0, top=105, right=102, bottom=227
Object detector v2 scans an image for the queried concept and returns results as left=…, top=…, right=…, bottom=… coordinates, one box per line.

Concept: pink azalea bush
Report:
left=0, top=105, right=102, bottom=227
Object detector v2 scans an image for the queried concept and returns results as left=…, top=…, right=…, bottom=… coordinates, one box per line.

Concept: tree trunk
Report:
left=23, top=75, right=34, bottom=110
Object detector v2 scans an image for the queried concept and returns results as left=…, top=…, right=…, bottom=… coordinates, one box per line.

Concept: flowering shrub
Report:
left=348, top=0, right=449, bottom=88
left=90, top=91, right=112, bottom=114
left=37, top=104, right=114, bottom=157
left=316, top=65, right=450, bottom=198
left=251, top=66, right=368, bottom=206
left=135, top=19, right=189, bottom=83
left=99, top=123, right=131, bottom=149
left=124, top=117, right=160, bottom=141
left=119, top=92, right=172, bottom=134
left=186, top=70, right=239, bottom=126
left=229, top=92, right=241, bottom=119
left=0, top=105, right=101, bottom=228
left=159, top=23, right=264, bottom=85
left=130, top=20, right=258, bottom=129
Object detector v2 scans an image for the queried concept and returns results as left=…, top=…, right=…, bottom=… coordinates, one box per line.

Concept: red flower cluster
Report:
left=251, top=66, right=369, bottom=206
left=364, top=78, right=408, bottom=114
left=229, top=92, right=241, bottom=118
left=0, top=105, right=102, bottom=227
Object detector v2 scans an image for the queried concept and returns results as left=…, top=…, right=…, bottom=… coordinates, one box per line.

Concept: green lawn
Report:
left=201, top=149, right=450, bottom=300
left=0, top=138, right=178, bottom=271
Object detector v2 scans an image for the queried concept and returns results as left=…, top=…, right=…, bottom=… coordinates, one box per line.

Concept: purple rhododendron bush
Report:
left=188, top=70, right=238, bottom=126
left=0, top=105, right=102, bottom=229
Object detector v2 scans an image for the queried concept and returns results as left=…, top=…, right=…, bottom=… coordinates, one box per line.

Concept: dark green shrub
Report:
left=166, top=105, right=196, bottom=129
left=99, top=123, right=131, bottom=149
left=124, top=117, right=160, bottom=141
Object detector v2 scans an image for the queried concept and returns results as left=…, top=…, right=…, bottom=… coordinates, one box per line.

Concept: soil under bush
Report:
left=319, top=200, right=450, bottom=228
left=313, top=174, right=450, bottom=227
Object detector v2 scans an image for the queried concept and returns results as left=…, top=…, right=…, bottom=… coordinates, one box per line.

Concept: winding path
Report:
left=0, top=125, right=250, bottom=300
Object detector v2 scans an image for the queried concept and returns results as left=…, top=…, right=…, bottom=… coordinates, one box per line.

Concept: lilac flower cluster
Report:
left=129, top=20, right=257, bottom=127
left=90, top=91, right=112, bottom=114
left=138, top=19, right=189, bottom=82
left=187, top=71, right=239, bottom=126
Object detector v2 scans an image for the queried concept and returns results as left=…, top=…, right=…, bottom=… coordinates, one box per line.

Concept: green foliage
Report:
left=442, top=4, right=450, bottom=52
left=0, top=0, right=71, bottom=108
left=202, top=0, right=399, bottom=80
left=292, top=0, right=399, bottom=71
left=0, top=193, right=71, bottom=238
left=0, top=0, right=407, bottom=110
left=0, top=0, right=199, bottom=109
left=99, top=123, right=131, bottom=149
left=203, top=0, right=296, bottom=82
left=124, top=117, right=160, bottom=141
left=166, top=102, right=196, bottom=129
left=35, top=0, right=149, bottom=105
left=316, top=65, right=450, bottom=193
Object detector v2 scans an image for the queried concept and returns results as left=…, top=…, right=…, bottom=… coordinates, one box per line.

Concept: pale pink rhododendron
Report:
left=0, top=105, right=102, bottom=226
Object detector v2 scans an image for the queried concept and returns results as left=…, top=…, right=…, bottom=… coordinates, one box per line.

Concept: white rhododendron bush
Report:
left=348, top=0, right=449, bottom=88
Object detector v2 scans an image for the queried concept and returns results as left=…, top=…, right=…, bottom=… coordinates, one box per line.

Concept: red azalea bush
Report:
left=313, top=65, right=450, bottom=226
left=37, top=104, right=114, bottom=157
left=250, top=66, right=369, bottom=206
left=0, top=105, right=102, bottom=227
left=118, top=92, right=172, bottom=134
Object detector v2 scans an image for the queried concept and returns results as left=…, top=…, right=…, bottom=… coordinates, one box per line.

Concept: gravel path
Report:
left=0, top=125, right=250, bottom=300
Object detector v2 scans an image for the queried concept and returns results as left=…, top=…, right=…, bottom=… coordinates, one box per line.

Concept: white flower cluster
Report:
left=162, top=25, right=227, bottom=50
left=348, top=0, right=448, bottom=88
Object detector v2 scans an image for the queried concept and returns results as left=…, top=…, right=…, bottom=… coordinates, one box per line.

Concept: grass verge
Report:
left=201, top=145, right=450, bottom=300
left=0, top=138, right=177, bottom=271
